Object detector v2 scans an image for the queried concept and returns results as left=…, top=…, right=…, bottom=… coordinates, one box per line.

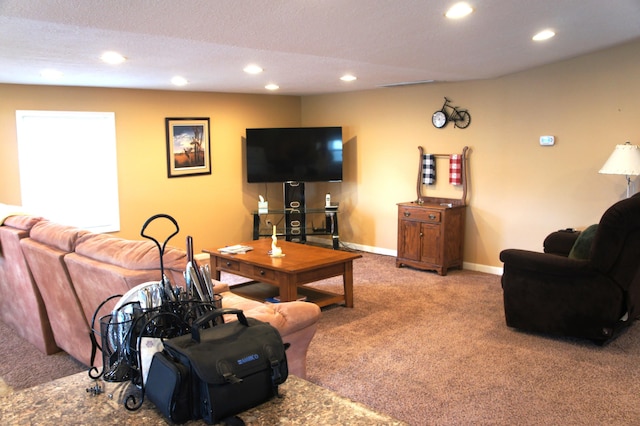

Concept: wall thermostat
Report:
left=539, top=135, right=555, bottom=146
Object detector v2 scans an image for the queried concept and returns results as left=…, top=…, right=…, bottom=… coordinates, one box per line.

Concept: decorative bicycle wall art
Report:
left=432, top=97, right=471, bottom=129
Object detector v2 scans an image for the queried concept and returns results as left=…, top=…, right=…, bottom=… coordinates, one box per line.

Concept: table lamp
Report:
left=598, top=141, right=640, bottom=198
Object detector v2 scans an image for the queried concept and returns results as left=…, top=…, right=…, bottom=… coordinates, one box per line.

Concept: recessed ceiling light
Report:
left=532, top=29, right=556, bottom=41
left=445, top=2, right=473, bottom=19
left=40, top=69, right=63, bottom=80
left=340, top=74, right=357, bottom=82
left=244, top=64, right=264, bottom=74
left=171, top=76, right=189, bottom=86
left=100, top=51, right=126, bottom=65
left=265, top=83, right=279, bottom=91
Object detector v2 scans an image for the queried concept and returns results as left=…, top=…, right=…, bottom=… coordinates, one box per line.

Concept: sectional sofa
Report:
left=0, top=210, right=321, bottom=378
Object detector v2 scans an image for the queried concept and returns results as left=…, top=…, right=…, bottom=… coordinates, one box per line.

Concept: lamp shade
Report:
left=598, top=143, right=640, bottom=176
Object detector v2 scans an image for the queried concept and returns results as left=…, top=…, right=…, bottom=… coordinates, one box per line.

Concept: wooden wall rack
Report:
left=416, top=145, right=469, bottom=206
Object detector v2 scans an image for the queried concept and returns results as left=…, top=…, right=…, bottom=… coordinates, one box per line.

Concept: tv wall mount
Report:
left=432, top=97, right=471, bottom=129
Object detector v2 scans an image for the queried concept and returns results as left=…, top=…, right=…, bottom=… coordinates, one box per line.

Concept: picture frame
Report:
left=165, top=117, right=211, bottom=178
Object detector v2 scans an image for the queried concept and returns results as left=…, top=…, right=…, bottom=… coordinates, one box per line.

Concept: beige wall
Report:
left=0, top=85, right=301, bottom=254
left=1, top=38, right=639, bottom=269
left=301, top=38, right=640, bottom=269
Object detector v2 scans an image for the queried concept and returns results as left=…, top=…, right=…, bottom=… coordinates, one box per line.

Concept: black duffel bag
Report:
left=145, top=308, right=288, bottom=424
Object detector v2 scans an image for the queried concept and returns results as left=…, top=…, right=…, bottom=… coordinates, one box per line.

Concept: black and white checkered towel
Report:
left=422, top=154, right=436, bottom=185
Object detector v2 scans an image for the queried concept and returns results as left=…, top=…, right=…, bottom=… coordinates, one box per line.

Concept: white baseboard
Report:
left=462, top=262, right=503, bottom=276
left=306, top=236, right=395, bottom=256
left=307, top=237, right=503, bottom=276
left=341, top=242, right=397, bottom=257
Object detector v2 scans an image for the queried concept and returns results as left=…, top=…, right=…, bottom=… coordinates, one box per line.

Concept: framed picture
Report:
left=165, top=117, right=211, bottom=178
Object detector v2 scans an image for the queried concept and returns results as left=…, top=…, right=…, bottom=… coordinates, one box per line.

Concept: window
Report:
left=16, top=110, right=120, bottom=232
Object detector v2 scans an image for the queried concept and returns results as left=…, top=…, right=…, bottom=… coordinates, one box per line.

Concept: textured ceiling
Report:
left=1, top=0, right=640, bottom=95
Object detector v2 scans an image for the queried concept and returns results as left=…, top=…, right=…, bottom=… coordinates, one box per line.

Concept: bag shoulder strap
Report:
left=264, top=343, right=285, bottom=397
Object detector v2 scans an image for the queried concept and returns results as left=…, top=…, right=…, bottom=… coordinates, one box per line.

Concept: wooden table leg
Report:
left=210, top=258, right=221, bottom=281
left=280, top=275, right=298, bottom=302
left=343, top=261, right=354, bottom=308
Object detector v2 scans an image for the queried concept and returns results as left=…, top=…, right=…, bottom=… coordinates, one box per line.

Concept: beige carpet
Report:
left=295, top=252, right=640, bottom=426
left=0, top=320, right=85, bottom=397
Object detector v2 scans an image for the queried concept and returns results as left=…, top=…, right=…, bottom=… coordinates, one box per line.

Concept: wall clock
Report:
left=432, top=111, right=447, bottom=128
left=432, top=97, right=471, bottom=129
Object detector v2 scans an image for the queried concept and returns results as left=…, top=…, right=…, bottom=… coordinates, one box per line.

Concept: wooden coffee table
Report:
left=204, top=239, right=361, bottom=308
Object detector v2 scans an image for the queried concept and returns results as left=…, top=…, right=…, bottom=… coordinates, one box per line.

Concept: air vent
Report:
left=377, top=80, right=435, bottom=88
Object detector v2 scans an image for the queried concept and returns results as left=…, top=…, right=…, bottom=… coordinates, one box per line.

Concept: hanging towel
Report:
left=449, top=154, right=462, bottom=186
left=422, top=154, right=436, bottom=185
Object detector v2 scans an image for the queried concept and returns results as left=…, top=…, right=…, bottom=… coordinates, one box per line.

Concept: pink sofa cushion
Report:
left=29, top=220, right=88, bottom=252
left=2, top=215, right=42, bottom=230
left=68, top=233, right=188, bottom=326
left=74, top=233, right=186, bottom=271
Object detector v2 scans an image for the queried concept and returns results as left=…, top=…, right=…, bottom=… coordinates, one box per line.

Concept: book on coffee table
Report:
left=218, top=244, right=253, bottom=254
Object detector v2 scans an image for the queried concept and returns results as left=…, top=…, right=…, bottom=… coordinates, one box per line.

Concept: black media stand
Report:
left=252, top=182, right=340, bottom=249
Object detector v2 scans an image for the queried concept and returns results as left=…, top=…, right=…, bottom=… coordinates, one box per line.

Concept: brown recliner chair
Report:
left=500, top=193, right=640, bottom=343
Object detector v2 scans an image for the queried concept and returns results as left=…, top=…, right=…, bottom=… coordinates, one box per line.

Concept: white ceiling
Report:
left=1, top=0, right=640, bottom=95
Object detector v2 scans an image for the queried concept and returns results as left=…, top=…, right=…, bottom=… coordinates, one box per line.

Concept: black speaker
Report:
left=284, top=182, right=306, bottom=243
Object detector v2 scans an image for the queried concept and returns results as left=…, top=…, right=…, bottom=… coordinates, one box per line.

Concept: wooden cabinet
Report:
left=396, top=202, right=465, bottom=275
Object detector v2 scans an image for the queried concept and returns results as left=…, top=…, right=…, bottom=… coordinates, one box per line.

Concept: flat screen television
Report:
left=245, top=127, right=343, bottom=183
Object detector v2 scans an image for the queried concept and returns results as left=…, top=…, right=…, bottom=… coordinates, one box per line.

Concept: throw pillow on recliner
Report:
left=568, top=224, right=598, bottom=259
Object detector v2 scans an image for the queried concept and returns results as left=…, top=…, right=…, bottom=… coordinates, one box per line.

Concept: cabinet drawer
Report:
left=216, top=257, right=240, bottom=272
left=399, top=207, right=441, bottom=223
left=240, top=263, right=276, bottom=281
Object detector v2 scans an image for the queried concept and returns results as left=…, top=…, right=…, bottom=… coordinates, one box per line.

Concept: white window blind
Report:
left=16, top=110, right=120, bottom=232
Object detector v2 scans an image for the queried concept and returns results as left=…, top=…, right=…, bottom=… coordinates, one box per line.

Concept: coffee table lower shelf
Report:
left=230, top=281, right=346, bottom=308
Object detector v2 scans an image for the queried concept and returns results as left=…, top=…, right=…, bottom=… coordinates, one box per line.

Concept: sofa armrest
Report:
left=252, top=300, right=320, bottom=379
left=255, top=301, right=321, bottom=337
left=218, top=291, right=320, bottom=378
left=500, top=249, right=596, bottom=278
left=211, top=279, right=229, bottom=293
left=543, top=230, right=580, bottom=256
left=219, top=291, right=320, bottom=336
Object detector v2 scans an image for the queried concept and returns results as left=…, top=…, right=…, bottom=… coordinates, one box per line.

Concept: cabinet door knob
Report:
left=403, top=211, right=411, bottom=217
left=259, top=270, right=265, bottom=276
left=419, top=232, right=423, bottom=237
left=429, top=214, right=436, bottom=220
left=226, top=261, right=231, bottom=267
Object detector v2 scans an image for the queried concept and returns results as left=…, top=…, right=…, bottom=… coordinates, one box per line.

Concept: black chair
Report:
left=499, top=193, right=640, bottom=343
